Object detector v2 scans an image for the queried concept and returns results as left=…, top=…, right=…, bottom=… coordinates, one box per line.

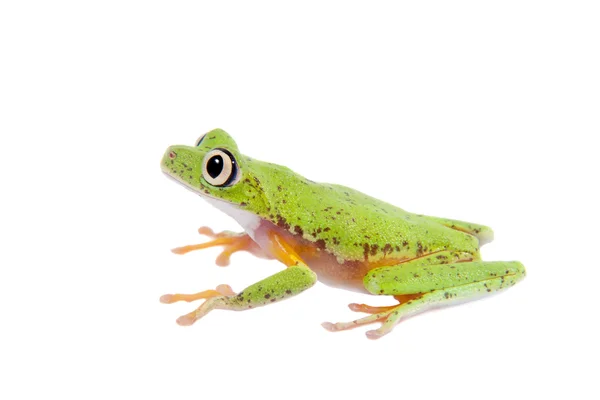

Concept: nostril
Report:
left=169, top=151, right=176, bottom=159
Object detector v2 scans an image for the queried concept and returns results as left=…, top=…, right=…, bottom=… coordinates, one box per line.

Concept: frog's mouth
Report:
left=161, top=170, right=216, bottom=199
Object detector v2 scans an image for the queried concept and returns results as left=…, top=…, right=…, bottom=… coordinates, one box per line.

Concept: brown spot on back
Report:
left=363, top=243, right=371, bottom=260
left=276, top=215, right=290, bottom=230
left=383, top=244, right=392, bottom=255
left=369, top=244, right=379, bottom=256
left=416, top=242, right=424, bottom=256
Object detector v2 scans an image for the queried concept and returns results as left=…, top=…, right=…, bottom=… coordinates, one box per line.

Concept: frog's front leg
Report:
left=172, top=226, right=272, bottom=266
left=161, top=231, right=317, bottom=326
left=323, top=253, right=526, bottom=339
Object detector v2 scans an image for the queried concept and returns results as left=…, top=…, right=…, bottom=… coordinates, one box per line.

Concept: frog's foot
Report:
left=171, top=226, right=270, bottom=266
left=322, top=307, right=398, bottom=338
left=325, top=300, right=426, bottom=340
left=159, top=284, right=235, bottom=304
left=347, top=294, right=422, bottom=313
left=323, top=294, right=430, bottom=339
left=160, top=284, right=239, bottom=326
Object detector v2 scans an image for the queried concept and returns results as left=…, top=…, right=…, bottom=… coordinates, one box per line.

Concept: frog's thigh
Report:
left=364, top=260, right=526, bottom=296
left=361, top=261, right=525, bottom=338
left=418, top=215, right=494, bottom=245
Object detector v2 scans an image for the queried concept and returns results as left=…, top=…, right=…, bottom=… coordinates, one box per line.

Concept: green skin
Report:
left=161, top=129, right=526, bottom=339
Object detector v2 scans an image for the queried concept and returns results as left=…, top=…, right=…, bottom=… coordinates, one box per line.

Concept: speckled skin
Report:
left=160, top=129, right=526, bottom=339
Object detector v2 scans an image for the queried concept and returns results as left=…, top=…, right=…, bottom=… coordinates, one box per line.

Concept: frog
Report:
left=159, top=128, right=526, bottom=339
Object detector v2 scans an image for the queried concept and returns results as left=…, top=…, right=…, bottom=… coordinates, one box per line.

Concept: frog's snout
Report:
left=160, top=146, right=178, bottom=173
left=163, top=146, right=177, bottom=161
left=161, top=144, right=206, bottom=189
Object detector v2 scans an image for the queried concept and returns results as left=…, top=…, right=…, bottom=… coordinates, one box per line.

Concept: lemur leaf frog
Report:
left=160, top=129, right=525, bottom=339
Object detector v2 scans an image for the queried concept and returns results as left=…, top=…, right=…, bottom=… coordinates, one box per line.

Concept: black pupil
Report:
left=207, top=155, right=224, bottom=178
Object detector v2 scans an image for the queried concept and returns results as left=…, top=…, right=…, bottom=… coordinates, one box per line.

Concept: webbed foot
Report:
left=159, top=284, right=235, bottom=304
left=171, top=226, right=270, bottom=266
left=160, top=284, right=238, bottom=326
left=322, top=306, right=400, bottom=339
left=322, top=294, right=425, bottom=339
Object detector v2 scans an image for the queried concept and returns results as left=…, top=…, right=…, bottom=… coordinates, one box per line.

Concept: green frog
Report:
left=159, top=128, right=525, bottom=339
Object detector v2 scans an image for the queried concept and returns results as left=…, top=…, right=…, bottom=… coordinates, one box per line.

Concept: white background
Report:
left=1, top=1, right=599, bottom=399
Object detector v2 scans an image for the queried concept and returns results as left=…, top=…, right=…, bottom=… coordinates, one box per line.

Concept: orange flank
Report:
left=256, top=221, right=429, bottom=293
left=266, top=230, right=307, bottom=267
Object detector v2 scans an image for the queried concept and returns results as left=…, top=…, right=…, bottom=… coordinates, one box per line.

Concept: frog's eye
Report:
left=202, top=148, right=239, bottom=187
left=195, top=134, right=207, bottom=147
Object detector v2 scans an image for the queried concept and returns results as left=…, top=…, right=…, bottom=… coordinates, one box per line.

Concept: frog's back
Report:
left=254, top=164, right=477, bottom=264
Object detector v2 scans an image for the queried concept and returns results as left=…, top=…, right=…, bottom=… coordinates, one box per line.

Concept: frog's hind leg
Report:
left=417, top=215, right=494, bottom=245
left=366, top=263, right=525, bottom=339
left=172, top=226, right=272, bottom=266
left=323, top=258, right=525, bottom=339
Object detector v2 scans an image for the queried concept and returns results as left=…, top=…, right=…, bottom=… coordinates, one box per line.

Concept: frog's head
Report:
left=161, top=128, right=268, bottom=214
